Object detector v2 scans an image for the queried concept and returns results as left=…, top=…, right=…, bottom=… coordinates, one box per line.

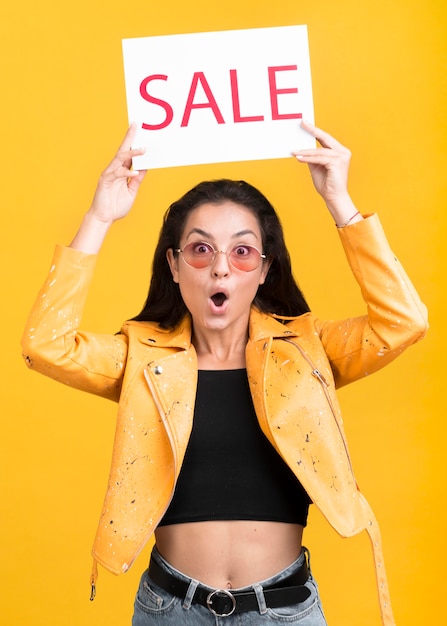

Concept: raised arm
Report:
left=21, top=127, right=146, bottom=400
left=293, top=122, right=428, bottom=386
left=293, top=121, right=363, bottom=228
left=70, top=123, right=147, bottom=253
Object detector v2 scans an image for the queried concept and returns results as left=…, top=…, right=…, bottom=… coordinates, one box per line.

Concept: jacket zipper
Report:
left=121, top=368, right=178, bottom=572
left=282, top=338, right=354, bottom=474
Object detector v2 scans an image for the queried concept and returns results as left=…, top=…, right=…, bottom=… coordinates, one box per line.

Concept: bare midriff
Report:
left=154, top=520, right=304, bottom=589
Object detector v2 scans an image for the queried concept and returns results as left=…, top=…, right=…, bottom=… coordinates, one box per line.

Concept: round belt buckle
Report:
left=206, top=588, right=237, bottom=617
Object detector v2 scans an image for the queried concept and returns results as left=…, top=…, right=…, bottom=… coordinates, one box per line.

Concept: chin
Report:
left=203, top=317, right=230, bottom=330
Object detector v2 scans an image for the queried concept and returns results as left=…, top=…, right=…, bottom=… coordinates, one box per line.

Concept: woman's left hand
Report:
left=293, top=121, right=361, bottom=225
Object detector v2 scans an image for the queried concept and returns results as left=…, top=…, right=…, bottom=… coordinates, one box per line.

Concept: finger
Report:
left=111, top=124, right=143, bottom=167
left=119, top=146, right=146, bottom=169
left=292, top=148, right=350, bottom=165
left=300, top=121, right=347, bottom=152
left=105, top=146, right=146, bottom=175
left=101, top=164, right=139, bottom=183
left=117, top=122, right=138, bottom=153
left=128, top=169, right=148, bottom=192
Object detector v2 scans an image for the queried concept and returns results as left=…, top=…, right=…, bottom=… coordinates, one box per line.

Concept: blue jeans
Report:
left=132, top=546, right=328, bottom=625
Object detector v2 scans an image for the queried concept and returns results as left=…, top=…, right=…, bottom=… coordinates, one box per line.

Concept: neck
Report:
left=192, top=326, right=248, bottom=370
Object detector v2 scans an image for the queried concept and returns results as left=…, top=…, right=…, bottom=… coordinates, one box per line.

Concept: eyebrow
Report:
left=185, top=227, right=259, bottom=240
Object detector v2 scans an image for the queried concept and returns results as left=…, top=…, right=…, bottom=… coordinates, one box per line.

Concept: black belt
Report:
left=148, top=554, right=311, bottom=617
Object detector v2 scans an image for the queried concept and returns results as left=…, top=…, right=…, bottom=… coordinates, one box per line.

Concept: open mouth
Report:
left=210, top=292, right=227, bottom=307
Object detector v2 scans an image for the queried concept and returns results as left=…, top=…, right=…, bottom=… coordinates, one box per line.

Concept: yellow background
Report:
left=1, top=1, right=445, bottom=624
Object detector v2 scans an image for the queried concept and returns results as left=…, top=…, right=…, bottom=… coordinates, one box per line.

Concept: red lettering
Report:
left=140, top=75, right=174, bottom=130
left=139, top=66, right=303, bottom=131
left=230, top=69, right=264, bottom=123
left=268, top=65, right=302, bottom=120
left=181, top=72, right=225, bottom=127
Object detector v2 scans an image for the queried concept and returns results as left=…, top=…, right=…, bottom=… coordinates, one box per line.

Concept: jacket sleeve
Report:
left=315, top=214, right=428, bottom=388
left=21, top=245, right=128, bottom=402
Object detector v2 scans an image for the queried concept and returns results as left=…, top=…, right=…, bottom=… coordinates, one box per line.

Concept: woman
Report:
left=21, top=121, right=428, bottom=625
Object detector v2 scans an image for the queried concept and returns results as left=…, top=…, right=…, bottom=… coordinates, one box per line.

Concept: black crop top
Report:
left=158, top=369, right=311, bottom=527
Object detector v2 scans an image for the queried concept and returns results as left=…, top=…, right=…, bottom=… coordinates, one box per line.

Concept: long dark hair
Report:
left=131, top=179, right=310, bottom=328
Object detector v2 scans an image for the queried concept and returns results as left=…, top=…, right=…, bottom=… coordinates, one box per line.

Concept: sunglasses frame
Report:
left=174, top=241, right=267, bottom=272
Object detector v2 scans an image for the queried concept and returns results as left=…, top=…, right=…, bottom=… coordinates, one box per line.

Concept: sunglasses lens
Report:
left=182, top=242, right=214, bottom=268
left=229, top=245, right=262, bottom=271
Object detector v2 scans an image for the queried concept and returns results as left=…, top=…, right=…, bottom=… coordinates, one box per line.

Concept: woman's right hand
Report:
left=89, top=123, right=147, bottom=224
left=70, top=124, right=147, bottom=253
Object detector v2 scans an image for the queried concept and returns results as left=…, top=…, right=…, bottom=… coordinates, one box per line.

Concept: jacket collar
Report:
left=135, top=316, right=193, bottom=349
left=248, top=307, right=301, bottom=342
left=135, top=307, right=300, bottom=349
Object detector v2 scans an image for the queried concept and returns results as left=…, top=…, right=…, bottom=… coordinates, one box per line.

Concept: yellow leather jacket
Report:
left=22, top=215, right=427, bottom=625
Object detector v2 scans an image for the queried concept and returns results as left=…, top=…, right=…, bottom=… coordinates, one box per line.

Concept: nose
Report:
left=211, top=250, right=230, bottom=276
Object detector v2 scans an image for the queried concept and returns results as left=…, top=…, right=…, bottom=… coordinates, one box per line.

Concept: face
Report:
left=166, top=201, right=270, bottom=335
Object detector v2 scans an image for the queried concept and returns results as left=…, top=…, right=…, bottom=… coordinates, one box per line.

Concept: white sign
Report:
left=122, top=25, right=315, bottom=170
